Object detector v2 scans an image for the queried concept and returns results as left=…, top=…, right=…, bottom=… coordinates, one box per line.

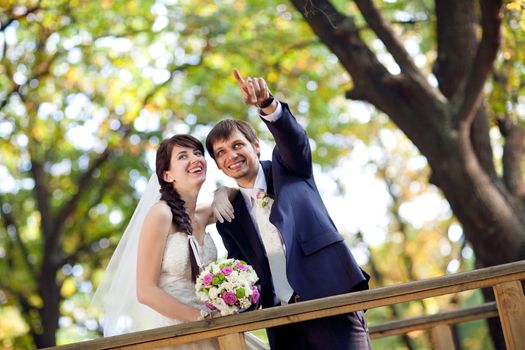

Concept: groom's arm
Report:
left=232, top=68, right=312, bottom=177
left=260, top=102, right=313, bottom=178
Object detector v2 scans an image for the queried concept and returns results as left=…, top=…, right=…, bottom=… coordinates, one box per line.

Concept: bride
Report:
left=92, top=134, right=234, bottom=349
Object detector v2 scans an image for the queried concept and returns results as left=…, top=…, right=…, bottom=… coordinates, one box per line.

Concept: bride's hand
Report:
left=196, top=309, right=220, bottom=321
left=209, top=310, right=221, bottom=319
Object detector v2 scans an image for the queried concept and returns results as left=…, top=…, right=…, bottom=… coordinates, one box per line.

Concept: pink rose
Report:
left=221, top=291, right=238, bottom=305
left=250, top=286, right=260, bottom=304
left=202, top=273, right=214, bottom=286
left=221, top=266, right=233, bottom=276
left=236, top=261, right=248, bottom=271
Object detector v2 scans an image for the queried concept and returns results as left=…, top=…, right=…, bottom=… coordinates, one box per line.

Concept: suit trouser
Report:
left=267, top=310, right=371, bottom=350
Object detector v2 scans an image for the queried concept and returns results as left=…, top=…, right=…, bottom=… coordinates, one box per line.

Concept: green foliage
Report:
left=338, top=115, right=486, bottom=349
left=0, top=0, right=522, bottom=348
left=489, top=2, right=525, bottom=121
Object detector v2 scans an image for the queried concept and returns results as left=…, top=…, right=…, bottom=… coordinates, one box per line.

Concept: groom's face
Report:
left=211, top=130, right=260, bottom=188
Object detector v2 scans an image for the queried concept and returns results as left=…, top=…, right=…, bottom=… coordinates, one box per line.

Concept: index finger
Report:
left=232, top=68, right=244, bottom=84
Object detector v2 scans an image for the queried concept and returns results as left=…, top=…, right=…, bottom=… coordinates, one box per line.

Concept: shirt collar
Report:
left=239, top=164, right=267, bottom=209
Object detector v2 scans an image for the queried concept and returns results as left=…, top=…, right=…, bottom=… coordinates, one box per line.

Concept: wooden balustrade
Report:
left=368, top=302, right=498, bottom=338
left=46, top=260, right=525, bottom=350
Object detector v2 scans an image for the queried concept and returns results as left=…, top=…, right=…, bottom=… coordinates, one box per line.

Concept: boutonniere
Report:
left=255, top=191, right=270, bottom=208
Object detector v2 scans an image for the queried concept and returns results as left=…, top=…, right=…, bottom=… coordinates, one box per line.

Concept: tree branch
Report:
left=291, top=0, right=450, bottom=159
left=142, top=62, right=193, bottom=105
left=53, top=148, right=113, bottom=235
left=290, top=0, right=387, bottom=86
left=0, top=194, right=36, bottom=278
left=53, top=57, right=195, bottom=235
left=271, top=39, right=321, bottom=71
left=498, top=117, right=525, bottom=198
left=0, top=4, right=42, bottom=33
left=433, top=0, right=478, bottom=98
left=353, top=0, right=435, bottom=94
left=59, top=169, right=129, bottom=266
left=0, top=85, right=20, bottom=112
left=0, top=47, right=60, bottom=113
left=432, top=2, right=497, bottom=178
left=470, top=105, right=497, bottom=178
left=29, top=158, right=53, bottom=237
left=454, top=0, right=503, bottom=127
left=61, top=220, right=128, bottom=267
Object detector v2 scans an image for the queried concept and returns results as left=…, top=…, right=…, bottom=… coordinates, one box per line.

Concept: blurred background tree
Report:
left=0, top=0, right=523, bottom=349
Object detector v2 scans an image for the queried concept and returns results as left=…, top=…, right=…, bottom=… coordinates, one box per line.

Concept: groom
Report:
left=206, top=69, right=371, bottom=350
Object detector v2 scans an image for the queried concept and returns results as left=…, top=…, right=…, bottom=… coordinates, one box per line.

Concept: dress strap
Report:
left=188, top=235, right=203, bottom=269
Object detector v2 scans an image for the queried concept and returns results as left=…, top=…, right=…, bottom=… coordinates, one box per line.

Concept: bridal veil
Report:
left=91, top=174, right=164, bottom=336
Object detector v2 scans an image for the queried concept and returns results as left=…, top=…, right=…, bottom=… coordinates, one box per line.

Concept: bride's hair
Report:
left=155, top=134, right=205, bottom=283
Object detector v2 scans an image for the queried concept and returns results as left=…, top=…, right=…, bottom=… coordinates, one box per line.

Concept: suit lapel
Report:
left=230, top=189, right=276, bottom=307
left=261, top=161, right=274, bottom=198
left=230, top=193, right=267, bottom=265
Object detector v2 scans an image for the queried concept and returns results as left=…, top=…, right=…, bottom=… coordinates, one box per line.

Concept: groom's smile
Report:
left=227, top=159, right=245, bottom=170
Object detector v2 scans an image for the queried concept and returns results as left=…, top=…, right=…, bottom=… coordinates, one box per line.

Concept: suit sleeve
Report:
left=261, top=102, right=312, bottom=178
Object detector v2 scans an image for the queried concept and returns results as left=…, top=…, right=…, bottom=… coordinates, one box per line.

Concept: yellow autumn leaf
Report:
left=506, top=1, right=523, bottom=11
left=61, top=278, right=77, bottom=297
left=29, top=294, right=43, bottom=308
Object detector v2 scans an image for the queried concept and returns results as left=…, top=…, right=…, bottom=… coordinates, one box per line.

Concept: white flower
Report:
left=208, top=287, right=219, bottom=299
left=214, top=298, right=228, bottom=312
left=221, top=281, right=234, bottom=291
left=239, top=299, right=251, bottom=309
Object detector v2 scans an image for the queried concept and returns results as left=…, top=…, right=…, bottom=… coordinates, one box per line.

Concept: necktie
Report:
left=251, top=189, right=294, bottom=304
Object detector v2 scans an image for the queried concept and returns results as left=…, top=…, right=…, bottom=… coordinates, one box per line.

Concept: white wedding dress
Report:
left=152, top=231, right=219, bottom=350
left=92, top=175, right=268, bottom=349
left=156, top=232, right=269, bottom=350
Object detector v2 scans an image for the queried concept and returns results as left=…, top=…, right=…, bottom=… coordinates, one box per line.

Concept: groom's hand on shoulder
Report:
left=212, top=187, right=235, bottom=223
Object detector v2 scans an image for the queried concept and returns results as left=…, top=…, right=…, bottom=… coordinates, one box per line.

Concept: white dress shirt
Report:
left=237, top=101, right=294, bottom=303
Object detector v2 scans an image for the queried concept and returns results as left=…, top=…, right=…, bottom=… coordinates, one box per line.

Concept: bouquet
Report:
left=195, top=258, right=260, bottom=316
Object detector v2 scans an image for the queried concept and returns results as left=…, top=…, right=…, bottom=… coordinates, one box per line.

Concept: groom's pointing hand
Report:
left=233, top=68, right=271, bottom=107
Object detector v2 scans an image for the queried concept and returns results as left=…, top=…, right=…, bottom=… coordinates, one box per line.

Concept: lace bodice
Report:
left=159, top=232, right=217, bottom=314
left=144, top=232, right=219, bottom=350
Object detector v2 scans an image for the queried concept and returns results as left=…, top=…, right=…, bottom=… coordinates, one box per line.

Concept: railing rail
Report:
left=46, top=260, right=525, bottom=350
left=369, top=301, right=498, bottom=338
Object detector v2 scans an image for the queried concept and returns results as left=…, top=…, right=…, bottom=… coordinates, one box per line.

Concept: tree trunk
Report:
left=35, top=261, right=61, bottom=348
left=290, top=0, right=525, bottom=264
left=290, top=0, right=525, bottom=347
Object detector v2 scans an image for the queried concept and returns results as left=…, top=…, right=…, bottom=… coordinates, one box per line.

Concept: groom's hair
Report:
left=205, top=119, right=259, bottom=160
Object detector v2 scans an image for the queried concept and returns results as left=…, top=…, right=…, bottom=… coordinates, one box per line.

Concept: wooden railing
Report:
left=368, top=302, right=498, bottom=348
left=47, top=260, right=525, bottom=350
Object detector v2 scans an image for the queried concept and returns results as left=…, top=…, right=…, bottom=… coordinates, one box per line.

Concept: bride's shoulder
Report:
left=146, top=201, right=172, bottom=221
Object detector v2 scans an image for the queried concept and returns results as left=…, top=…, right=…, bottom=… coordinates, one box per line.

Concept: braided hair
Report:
left=156, top=134, right=205, bottom=283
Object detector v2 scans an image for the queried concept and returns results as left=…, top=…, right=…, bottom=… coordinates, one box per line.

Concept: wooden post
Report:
left=431, top=324, right=455, bottom=350
left=493, top=280, right=525, bottom=350
left=218, top=333, right=247, bottom=350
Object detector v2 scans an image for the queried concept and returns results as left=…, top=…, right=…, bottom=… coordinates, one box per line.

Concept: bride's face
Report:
left=163, top=145, right=207, bottom=189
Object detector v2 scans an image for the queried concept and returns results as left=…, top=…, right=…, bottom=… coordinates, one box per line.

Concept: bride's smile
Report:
left=164, top=146, right=207, bottom=186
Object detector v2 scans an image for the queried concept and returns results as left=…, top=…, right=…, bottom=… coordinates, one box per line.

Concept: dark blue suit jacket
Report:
left=216, top=103, right=369, bottom=308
